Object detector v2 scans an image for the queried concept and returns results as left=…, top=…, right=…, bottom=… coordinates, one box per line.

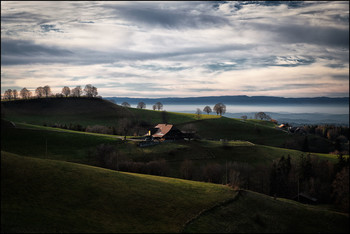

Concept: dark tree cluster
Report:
left=44, top=122, right=85, bottom=132
left=93, top=144, right=169, bottom=176
left=177, top=153, right=348, bottom=212
left=90, top=139, right=348, bottom=212
left=285, top=124, right=349, bottom=154
left=118, top=159, right=169, bottom=176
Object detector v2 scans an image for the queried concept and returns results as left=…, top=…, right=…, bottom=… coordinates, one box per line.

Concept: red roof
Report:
left=152, top=124, right=173, bottom=138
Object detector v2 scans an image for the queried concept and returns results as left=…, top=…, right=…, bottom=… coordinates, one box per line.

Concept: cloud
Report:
left=1, top=1, right=349, bottom=98
left=101, top=1, right=231, bottom=29
left=266, top=23, right=349, bottom=48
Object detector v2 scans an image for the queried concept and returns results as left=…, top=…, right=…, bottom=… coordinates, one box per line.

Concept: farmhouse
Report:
left=147, top=124, right=184, bottom=141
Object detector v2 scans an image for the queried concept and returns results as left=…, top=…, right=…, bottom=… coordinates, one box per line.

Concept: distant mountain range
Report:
left=104, top=95, right=349, bottom=105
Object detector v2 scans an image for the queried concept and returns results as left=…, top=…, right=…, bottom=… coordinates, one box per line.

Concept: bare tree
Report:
left=62, top=86, right=70, bottom=97
left=122, top=102, right=131, bottom=107
left=3, top=89, right=13, bottom=100
left=20, top=88, right=31, bottom=99
left=35, top=86, right=44, bottom=98
left=180, top=159, right=194, bottom=179
left=203, top=106, right=212, bottom=114
left=202, top=163, right=223, bottom=183
left=71, top=86, right=82, bottom=97
left=118, top=118, right=132, bottom=140
left=255, top=112, right=271, bottom=120
left=137, top=102, right=146, bottom=109
left=213, top=103, right=226, bottom=116
left=195, top=108, right=202, bottom=119
left=152, top=104, right=156, bottom=110
left=229, top=170, right=241, bottom=189
left=92, top=86, right=98, bottom=97
left=12, top=90, right=18, bottom=99
left=332, top=167, right=349, bottom=212
left=155, top=102, right=163, bottom=111
left=84, top=84, right=97, bottom=97
left=43, top=85, right=51, bottom=98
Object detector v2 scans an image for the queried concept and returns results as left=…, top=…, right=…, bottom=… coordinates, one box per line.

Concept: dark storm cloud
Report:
left=251, top=22, right=349, bottom=48
left=332, top=75, right=349, bottom=81
left=1, top=39, right=73, bottom=65
left=1, top=37, right=253, bottom=66
left=104, top=3, right=230, bottom=29
left=1, top=39, right=72, bottom=56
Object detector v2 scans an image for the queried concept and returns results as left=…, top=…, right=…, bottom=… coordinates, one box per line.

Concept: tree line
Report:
left=2, top=84, right=99, bottom=100
left=118, top=101, right=163, bottom=111
left=117, top=101, right=228, bottom=117
left=201, top=103, right=226, bottom=116
left=92, top=142, right=349, bottom=212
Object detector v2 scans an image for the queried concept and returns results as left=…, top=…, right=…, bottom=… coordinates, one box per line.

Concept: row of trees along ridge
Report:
left=2, top=84, right=99, bottom=100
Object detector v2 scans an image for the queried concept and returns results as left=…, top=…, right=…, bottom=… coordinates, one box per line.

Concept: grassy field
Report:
left=1, top=97, right=219, bottom=127
left=1, top=151, right=236, bottom=233
left=1, top=124, right=340, bottom=181
left=184, top=190, right=349, bottom=233
left=1, top=123, right=120, bottom=164
left=1, top=98, right=348, bottom=232
left=129, top=106, right=220, bottom=125
left=2, top=151, right=348, bottom=233
left=178, top=117, right=334, bottom=152
left=2, top=98, right=334, bottom=153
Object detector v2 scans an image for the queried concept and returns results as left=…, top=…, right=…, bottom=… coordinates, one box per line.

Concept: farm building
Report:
left=147, top=124, right=184, bottom=141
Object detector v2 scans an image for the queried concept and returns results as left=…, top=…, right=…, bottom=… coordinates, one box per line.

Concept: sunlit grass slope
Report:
left=1, top=97, right=218, bottom=127
left=1, top=151, right=236, bottom=233
left=184, top=190, right=349, bottom=233
left=128, top=106, right=220, bottom=125
left=179, top=117, right=333, bottom=151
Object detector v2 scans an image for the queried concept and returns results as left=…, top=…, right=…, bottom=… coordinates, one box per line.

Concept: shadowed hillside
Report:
left=2, top=97, right=134, bottom=127
left=1, top=97, right=216, bottom=128
left=1, top=151, right=348, bottom=233
left=184, top=190, right=349, bottom=233
left=1, top=151, right=236, bottom=233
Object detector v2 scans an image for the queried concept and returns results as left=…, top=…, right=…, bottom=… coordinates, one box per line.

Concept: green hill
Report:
left=1, top=98, right=333, bottom=152
left=2, top=151, right=348, bottom=233
left=2, top=97, right=134, bottom=127
left=184, top=190, right=349, bottom=233
left=1, top=151, right=236, bottom=233
left=1, top=123, right=339, bottom=176
left=1, top=97, right=216, bottom=127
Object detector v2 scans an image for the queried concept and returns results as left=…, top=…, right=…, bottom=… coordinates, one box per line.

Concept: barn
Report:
left=147, top=124, right=184, bottom=141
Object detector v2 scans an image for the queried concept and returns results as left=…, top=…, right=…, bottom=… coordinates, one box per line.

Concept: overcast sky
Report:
left=1, top=1, right=349, bottom=98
